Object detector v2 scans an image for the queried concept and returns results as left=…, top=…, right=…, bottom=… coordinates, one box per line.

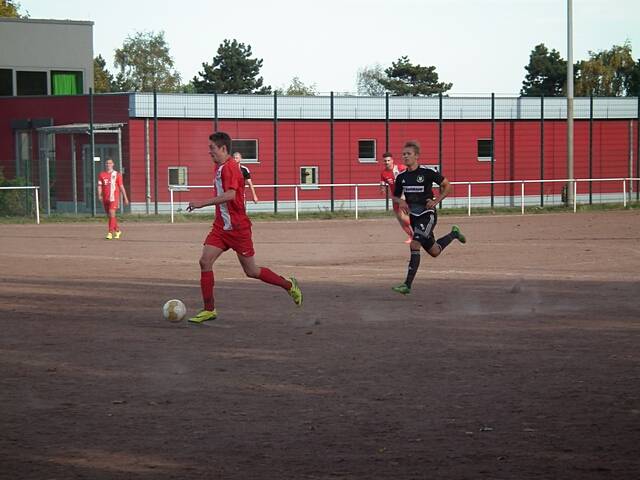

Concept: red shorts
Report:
left=205, top=227, right=255, bottom=257
left=102, top=200, right=119, bottom=212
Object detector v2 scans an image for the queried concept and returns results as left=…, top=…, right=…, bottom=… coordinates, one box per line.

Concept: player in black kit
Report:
left=391, top=140, right=466, bottom=294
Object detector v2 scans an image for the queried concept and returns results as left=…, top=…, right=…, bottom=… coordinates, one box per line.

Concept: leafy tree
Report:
left=93, top=55, right=114, bottom=93
left=575, top=41, right=637, bottom=96
left=0, top=0, right=28, bottom=17
left=629, top=61, right=640, bottom=97
left=113, top=31, right=181, bottom=92
left=378, top=56, right=452, bottom=96
left=278, top=77, right=317, bottom=96
left=192, top=39, right=271, bottom=94
left=521, top=44, right=567, bottom=96
left=356, top=64, right=387, bottom=96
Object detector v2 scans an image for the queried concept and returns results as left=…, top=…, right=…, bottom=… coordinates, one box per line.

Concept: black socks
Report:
left=405, top=250, right=421, bottom=288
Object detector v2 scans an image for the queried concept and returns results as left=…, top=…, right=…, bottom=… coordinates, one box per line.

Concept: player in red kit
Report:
left=380, top=152, right=413, bottom=242
left=97, top=158, right=129, bottom=240
left=186, top=132, right=303, bottom=324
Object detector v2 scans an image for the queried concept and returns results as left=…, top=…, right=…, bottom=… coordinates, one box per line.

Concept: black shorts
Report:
left=410, top=210, right=437, bottom=249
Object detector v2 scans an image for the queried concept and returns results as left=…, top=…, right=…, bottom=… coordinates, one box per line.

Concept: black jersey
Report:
left=393, top=165, right=444, bottom=216
left=240, top=165, right=251, bottom=180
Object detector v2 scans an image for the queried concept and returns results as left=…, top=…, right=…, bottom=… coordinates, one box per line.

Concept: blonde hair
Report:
left=404, top=140, right=421, bottom=155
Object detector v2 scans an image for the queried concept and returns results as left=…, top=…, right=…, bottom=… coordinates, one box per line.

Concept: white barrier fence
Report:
left=0, top=185, right=40, bottom=224
left=169, top=178, right=640, bottom=223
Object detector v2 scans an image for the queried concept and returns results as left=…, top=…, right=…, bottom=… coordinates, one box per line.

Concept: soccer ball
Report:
left=162, top=299, right=187, bottom=322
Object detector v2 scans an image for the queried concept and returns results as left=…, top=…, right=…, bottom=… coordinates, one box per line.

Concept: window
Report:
left=231, top=139, right=258, bottom=163
left=16, top=71, right=47, bottom=96
left=358, top=139, right=376, bottom=163
left=477, top=139, right=493, bottom=161
left=168, top=166, right=188, bottom=190
left=51, top=71, right=83, bottom=95
left=0, top=69, right=13, bottom=96
left=300, top=166, right=318, bottom=189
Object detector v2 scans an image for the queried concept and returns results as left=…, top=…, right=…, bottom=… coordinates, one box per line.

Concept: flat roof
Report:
left=36, top=123, right=124, bottom=134
left=0, top=18, right=94, bottom=26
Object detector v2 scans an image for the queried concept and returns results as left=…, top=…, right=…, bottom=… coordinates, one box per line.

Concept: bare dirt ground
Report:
left=1, top=211, right=639, bottom=480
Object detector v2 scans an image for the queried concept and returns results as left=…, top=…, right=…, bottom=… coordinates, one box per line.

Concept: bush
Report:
left=0, top=168, right=32, bottom=216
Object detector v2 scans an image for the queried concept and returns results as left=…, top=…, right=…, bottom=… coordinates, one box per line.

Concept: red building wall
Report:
left=1, top=95, right=636, bottom=209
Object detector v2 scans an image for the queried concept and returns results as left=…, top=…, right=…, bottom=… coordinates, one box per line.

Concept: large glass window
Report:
left=0, top=69, right=13, bottom=96
left=16, top=71, right=47, bottom=96
left=51, top=71, right=83, bottom=95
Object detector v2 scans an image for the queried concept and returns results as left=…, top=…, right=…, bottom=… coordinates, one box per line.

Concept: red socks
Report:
left=200, top=271, right=215, bottom=310
left=258, top=268, right=292, bottom=290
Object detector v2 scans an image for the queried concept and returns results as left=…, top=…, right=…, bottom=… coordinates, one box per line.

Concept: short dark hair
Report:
left=209, top=132, right=232, bottom=154
left=404, top=140, right=421, bottom=155
left=382, top=152, right=392, bottom=159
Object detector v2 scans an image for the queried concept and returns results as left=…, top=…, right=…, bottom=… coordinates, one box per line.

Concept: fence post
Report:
left=273, top=92, right=278, bottom=214
left=214, top=92, right=218, bottom=132
left=89, top=88, right=96, bottom=216
left=521, top=181, right=525, bottom=215
left=490, top=92, right=495, bottom=208
left=35, top=187, right=40, bottom=225
left=153, top=89, right=159, bottom=215
left=573, top=181, right=577, bottom=212
left=623, top=179, right=627, bottom=207
left=355, top=184, right=359, bottom=220
left=540, top=94, right=545, bottom=207
left=170, top=188, right=174, bottom=223
left=589, top=95, right=593, bottom=204
left=330, top=91, right=335, bottom=212
left=636, top=94, right=639, bottom=201
left=467, top=182, right=472, bottom=216
left=294, top=186, right=299, bottom=221
left=385, top=92, right=390, bottom=211
left=439, top=92, right=443, bottom=174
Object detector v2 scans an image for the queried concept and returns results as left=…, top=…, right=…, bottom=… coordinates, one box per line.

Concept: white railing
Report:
left=169, top=178, right=640, bottom=223
left=0, top=185, right=40, bottom=224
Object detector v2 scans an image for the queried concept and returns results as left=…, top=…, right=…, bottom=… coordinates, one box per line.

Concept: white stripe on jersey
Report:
left=109, top=171, right=118, bottom=202
left=215, top=164, right=232, bottom=230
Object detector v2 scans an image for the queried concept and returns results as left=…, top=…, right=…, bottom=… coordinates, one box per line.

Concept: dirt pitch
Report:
left=1, top=211, right=639, bottom=480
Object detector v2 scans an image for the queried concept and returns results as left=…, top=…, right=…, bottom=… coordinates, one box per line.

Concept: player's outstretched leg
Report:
left=237, top=254, right=303, bottom=306
left=113, top=211, right=122, bottom=239
left=392, top=245, right=421, bottom=295
left=396, top=212, right=413, bottom=242
left=189, top=245, right=223, bottom=324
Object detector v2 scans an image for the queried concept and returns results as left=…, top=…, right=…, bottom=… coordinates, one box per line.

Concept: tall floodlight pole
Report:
left=566, top=0, right=575, bottom=206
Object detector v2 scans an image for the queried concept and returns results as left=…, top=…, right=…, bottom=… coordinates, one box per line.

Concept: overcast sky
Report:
left=22, top=0, right=640, bottom=94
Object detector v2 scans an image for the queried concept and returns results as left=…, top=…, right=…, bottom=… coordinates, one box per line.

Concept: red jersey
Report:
left=380, top=164, right=406, bottom=189
left=98, top=170, right=123, bottom=203
left=214, top=159, right=251, bottom=231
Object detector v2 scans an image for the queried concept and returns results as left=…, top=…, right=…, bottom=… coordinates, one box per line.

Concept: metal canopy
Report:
left=36, top=122, right=125, bottom=134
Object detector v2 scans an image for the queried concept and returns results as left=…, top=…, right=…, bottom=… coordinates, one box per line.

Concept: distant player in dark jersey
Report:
left=186, top=132, right=302, bottom=323
left=97, top=158, right=129, bottom=240
left=391, top=140, right=466, bottom=294
left=380, top=152, right=413, bottom=242
left=233, top=152, right=259, bottom=204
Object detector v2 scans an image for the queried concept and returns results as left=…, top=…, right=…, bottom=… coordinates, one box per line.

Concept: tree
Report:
left=278, top=77, right=317, bottom=96
left=378, top=56, right=452, bottom=96
left=575, top=41, right=637, bottom=96
left=629, top=60, right=640, bottom=97
left=93, top=55, right=114, bottom=93
left=192, top=39, right=271, bottom=94
left=113, top=31, right=181, bottom=92
left=0, top=0, right=28, bottom=17
left=521, top=44, right=567, bottom=96
left=356, top=64, right=387, bottom=96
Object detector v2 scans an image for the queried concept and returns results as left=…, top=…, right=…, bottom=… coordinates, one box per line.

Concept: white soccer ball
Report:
left=162, top=299, right=187, bottom=322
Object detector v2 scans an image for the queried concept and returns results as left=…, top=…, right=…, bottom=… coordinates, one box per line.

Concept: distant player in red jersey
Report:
left=97, top=158, right=129, bottom=240
left=186, top=132, right=302, bottom=323
left=380, top=152, right=413, bottom=242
